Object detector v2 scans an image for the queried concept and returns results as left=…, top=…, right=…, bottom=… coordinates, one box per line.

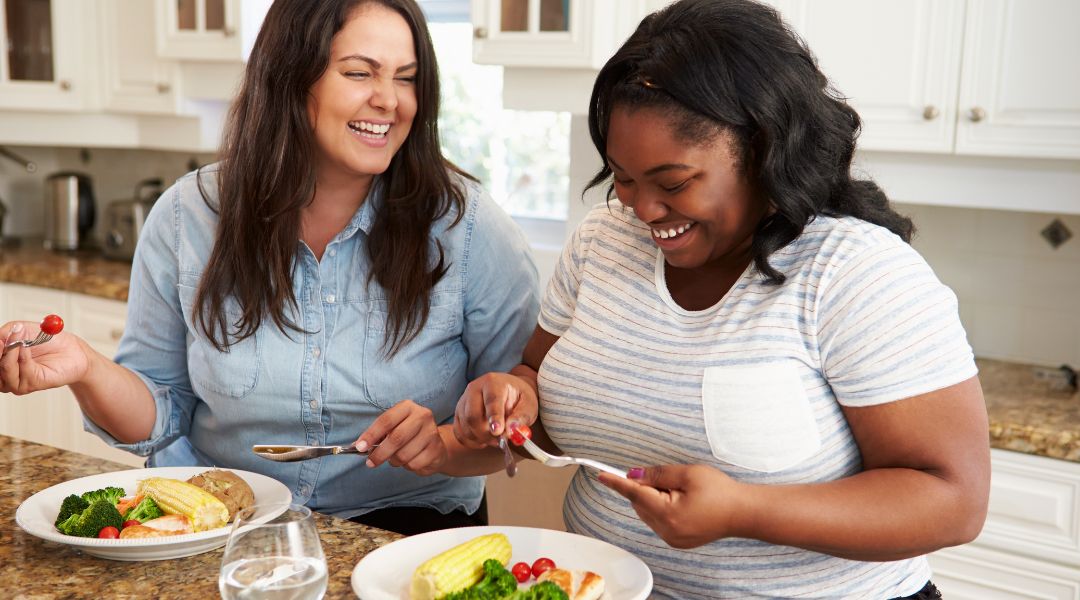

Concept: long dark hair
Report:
left=586, top=0, right=913, bottom=284
left=196, top=0, right=471, bottom=354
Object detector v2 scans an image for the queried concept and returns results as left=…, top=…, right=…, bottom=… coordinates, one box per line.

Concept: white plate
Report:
left=15, top=466, right=291, bottom=561
left=351, top=525, right=652, bottom=600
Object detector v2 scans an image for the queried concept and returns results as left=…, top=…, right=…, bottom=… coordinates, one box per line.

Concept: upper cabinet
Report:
left=154, top=0, right=271, bottom=62
left=765, top=0, right=1080, bottom=160
left=0, top=0, right=96, bottom=111
left=471, top=0, right=646, bottom=69
left=100, top=0, right=178, bottom=114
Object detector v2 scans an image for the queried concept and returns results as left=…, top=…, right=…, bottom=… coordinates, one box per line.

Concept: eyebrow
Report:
left=607, top=156, right=694, bottom=176
left=337, top=54, right=418, bottom=73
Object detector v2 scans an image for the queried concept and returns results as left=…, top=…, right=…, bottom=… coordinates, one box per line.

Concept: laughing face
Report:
left=308, top=2, right=418, bottom=185
left=606, top=105, right=767, bottom=273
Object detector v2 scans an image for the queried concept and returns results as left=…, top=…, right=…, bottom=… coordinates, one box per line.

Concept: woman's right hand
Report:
left=0, top=321, right=91, bottom=395
left=453, top=372, right=538, bottom=450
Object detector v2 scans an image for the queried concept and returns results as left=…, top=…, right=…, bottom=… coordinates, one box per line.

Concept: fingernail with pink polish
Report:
left=627, top=467, right=645, bottom=479
left=366, top=459, right=375, bottom=468
left=489, top=417, right=499, bottom=434
left=354, top=440, right=368, bottom=452
left=11, top=323, right=22, bottom=333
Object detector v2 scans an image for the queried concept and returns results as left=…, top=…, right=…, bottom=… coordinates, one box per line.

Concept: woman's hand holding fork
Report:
left=0, top=319, right=90, bottom=395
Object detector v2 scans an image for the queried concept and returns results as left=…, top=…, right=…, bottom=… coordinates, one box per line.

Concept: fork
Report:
left=2, top=330, right=54, bottom=354
left=519, top=437, right=627, bottom=478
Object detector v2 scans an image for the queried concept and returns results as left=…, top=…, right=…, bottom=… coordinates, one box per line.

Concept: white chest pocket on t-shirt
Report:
left=701, top=363, right=822, bottom=473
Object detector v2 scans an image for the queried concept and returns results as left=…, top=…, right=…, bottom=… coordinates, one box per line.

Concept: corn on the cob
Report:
left=136, top=477, right=230, bottom=532
left=409, top=533, right=512, bottom=600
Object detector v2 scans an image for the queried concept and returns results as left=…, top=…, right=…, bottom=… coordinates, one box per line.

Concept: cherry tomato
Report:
left=530, top=557, right=555, bottom=578
left=511, top=561, right=531, bottom=583
left=122, top=520, right=141, bottom=530
left=97, top=526, right=120, bottom=539
left=508, top=423, right=532, bottom=446
left=40, top=314, right=64, bottom=336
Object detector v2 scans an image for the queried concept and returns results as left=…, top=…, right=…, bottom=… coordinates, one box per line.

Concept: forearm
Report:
left=68, top=340, right=156, bottom=444
left=732, top=467, right=986, bottom=561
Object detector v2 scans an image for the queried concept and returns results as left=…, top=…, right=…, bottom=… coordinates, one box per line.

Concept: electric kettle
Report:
left=44, top=171, right=95, bottom=251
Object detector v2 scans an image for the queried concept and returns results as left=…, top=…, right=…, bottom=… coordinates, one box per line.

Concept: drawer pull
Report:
left=110, top=329, right=124, bottom=341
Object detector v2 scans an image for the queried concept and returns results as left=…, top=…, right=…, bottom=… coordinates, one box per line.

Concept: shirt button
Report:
left=326, top=294, right=335, bottom=304
left=300, top=485, right=311, bottom=496
left=313, top=347, right=321, bottom=358
left=309, top=399, right=317, bottom=409
left=328, top=249, right=336, bottom=257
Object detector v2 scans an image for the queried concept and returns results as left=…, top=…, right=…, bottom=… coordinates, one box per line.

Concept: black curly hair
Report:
left=585, top=0, right=913, bottom=284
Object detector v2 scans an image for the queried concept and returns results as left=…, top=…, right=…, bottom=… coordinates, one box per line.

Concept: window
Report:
left=426, top=18, right=570, bottom=221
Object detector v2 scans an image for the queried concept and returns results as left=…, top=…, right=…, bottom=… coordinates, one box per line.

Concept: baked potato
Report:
left=185, top=469, right=254, bottom=521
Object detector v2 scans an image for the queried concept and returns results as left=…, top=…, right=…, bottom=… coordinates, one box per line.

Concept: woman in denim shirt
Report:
left=0, top=0, right=539, bottom=534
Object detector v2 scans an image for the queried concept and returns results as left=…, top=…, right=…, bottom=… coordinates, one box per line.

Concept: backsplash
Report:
left=897, top=202, right=1080, bottom=369
left=0, top=145, right=214, bottom=244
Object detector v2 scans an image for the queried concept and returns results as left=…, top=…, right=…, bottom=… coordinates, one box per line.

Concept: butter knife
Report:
left=252, top=443, right=376, bottom=463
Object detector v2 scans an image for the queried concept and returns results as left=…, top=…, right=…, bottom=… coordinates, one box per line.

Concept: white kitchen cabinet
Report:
left=929, top=449, right=1080, bottom=599
left=766, top=0, right=1080, bottom=160
left=0, top=283, right=141, bottom=467
left=98, top=0, right=179, bottom=115
left=470, top=0, right=647, bottom=69
left=0, top=0, right=98, bottom=111
left=154, top=0, right=271, bottom=62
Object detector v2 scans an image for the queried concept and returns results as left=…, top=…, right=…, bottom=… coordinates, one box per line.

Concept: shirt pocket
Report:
left=701, top=362, right=821, bottom=473
left=177, top=283, right=260, bottom=399
left=362, top=295, right=459, bottom=411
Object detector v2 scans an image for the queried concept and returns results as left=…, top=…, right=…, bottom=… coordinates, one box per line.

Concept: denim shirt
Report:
left=86, top=164, right=540, bottom=519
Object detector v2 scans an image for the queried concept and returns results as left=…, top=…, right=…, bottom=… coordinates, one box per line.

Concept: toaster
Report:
left=102, top=178, right=163, bottom=261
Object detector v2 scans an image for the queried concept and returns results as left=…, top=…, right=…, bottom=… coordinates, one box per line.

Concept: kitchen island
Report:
left=1, top=434, right=401, bottom=599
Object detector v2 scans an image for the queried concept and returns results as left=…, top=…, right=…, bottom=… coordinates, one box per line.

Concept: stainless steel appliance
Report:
left=102, top=178, right=162, bottom=261
left=44, top=172, right=95, bottom=251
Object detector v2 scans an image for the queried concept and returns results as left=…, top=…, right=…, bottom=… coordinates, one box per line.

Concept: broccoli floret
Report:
left=79, top=486, right=126, bottom=505
left=122, top=496, right=164, bottom=523
left=58, top=499, right=124, bottom=538
left=54, top=494, right=90, bottom=529
left=442, top=560, right=520, bottom=600
left=506, top=582, right=569, bottom=600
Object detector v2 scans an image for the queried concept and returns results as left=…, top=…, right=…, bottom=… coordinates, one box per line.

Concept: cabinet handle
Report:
left=474, top=26, right=488, bottom=39
left=968, top=107, right=986, bottom=123
left=156, top=83, right=171, bottom=94
left=59, top=80, right=72, bottom=91
left=110, top=328, right=124, bottom=341
left=922, top=105, right=939, bottom=121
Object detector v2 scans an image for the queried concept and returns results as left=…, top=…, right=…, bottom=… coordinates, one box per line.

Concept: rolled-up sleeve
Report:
left=461, top=187, right=540, bottom=378
left=83, top=182, right=199, bottom=456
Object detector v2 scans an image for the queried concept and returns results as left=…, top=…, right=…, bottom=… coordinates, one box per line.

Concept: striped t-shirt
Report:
left=536, top=203, right=976, bottom=599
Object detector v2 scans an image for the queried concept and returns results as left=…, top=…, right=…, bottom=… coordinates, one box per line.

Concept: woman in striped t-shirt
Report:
left=445, top=0, right=989, bottom=597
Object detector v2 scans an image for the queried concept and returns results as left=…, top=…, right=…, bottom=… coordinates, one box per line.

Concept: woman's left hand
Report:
left=599, top=464, right=742, bottom=549
left=354, top=400, right=447, bottom=476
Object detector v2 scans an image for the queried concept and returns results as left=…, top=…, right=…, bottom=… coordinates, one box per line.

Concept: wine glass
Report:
left=218, top=503, right=328, bottom=600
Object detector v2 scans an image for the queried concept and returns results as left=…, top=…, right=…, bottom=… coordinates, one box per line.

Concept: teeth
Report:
left=652, top=222, right=694, bottom=240
left=348, top=121, right=391, bottom=136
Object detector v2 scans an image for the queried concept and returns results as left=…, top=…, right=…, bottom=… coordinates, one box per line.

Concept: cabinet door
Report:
left=154, top=0, right=271, bottom=62
left=0, top=284, right=70, bottom=449
left=764, top=0, right=965, bottom=153
left=471, top=0, right=625, bottom=68
left=99, top=0, right=178, bottom=114
left=956, top=0, right=1080, bottom=159
left=930, top=544, right=1080, bottom=600
left=0, top=0, right=95, bottom=111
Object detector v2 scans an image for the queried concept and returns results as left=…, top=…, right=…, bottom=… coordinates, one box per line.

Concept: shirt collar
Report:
left=337, top=175, right=384, bottom=242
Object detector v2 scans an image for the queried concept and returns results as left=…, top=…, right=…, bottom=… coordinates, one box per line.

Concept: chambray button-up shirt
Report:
left=86, top=165, right=540, bottom=519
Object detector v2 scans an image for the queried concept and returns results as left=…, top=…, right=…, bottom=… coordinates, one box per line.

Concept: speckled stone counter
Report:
left=0, top=240, right=131, bottom=301
left=980, top=358, right=1080, bottom=462
left=1, top=435, right=402, bottom=599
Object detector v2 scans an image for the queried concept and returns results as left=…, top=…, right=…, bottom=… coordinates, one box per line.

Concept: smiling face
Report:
left=308, top=2, right=418, bottom=185
left=607, top=105, right=767, bottom=272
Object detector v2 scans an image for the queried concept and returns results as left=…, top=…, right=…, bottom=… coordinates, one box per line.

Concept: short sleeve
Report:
left=537, top=207, right=601, bottom=335
left=817, top=234, right=977, bottom=407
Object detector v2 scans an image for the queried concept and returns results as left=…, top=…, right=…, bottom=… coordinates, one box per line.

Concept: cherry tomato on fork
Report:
left=511, top=561, right=532, bottom=583
left=508, top=423, right=532, bottom=446
left=531, top=557, right=555, bottom=578
left=40, top=314, right=64, bottom=336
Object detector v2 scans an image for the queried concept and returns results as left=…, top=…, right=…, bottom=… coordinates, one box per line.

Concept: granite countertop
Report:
left=0, top=239, right=132, bottom=301
left=0, top=435, right=402, bottom=599
left=1, top=247, right=1078, bottom=464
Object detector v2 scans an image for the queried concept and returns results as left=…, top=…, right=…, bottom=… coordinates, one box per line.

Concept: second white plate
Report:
left=15, top=466, right=291, bottom=561
left=351, top=525, right=652, bottom=600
